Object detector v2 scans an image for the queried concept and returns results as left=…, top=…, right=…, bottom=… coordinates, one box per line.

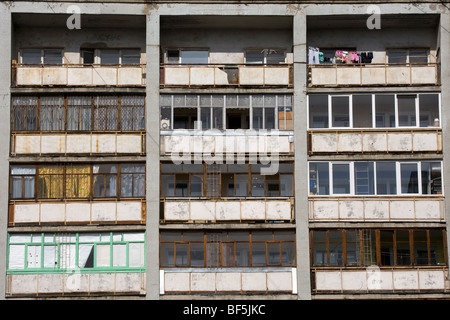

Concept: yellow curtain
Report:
left=65, top=165, right=91, bottom=198
left=38, top=166, right=64, bottom=198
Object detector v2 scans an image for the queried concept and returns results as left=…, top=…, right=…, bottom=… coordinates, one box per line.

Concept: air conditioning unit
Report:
left=160, top=119, right=170, bottom=130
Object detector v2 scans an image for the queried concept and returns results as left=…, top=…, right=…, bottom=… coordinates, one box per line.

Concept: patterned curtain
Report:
left=37, top=166, right=64, bottom=199
left=65, top=165, right=91, bottom=198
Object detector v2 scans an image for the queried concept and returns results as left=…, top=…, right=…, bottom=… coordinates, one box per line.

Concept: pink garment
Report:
left=351, top=51, right=359, bottom=63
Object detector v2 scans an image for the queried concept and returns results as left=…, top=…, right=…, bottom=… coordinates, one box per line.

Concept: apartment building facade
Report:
left=0, top=0, right=449, bottom=300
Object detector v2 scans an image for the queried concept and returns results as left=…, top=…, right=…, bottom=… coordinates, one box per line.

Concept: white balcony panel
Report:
left=164, top=67, right=190, bottom=85
left=310, top=67, right=336, bottom=86
left=314, top=269, right=448, bottom=292
left=361, top=67, right=385, bottom=85
left=336, top=67, right=360, bottom=85
left=13, top=203, right=40, bottom=223
left=239, top=67, right=264, bottom=85
left=40, top=203, right=65, bottom=223
left=41, top=68, right=66, bottom=85
left=92, top=67, right=117, bottom=86
left=13, top=134, right=143, bottom=155
left=67, top=68, right=93, bottom=86
left=309, top=131, right=441, bottom=153
left=264, top=67, right=290, bottom=85
left=309, top=198, right=443, bottom=222
left=6, top=273, right=145, bottom=296
left=161, top=134, right=293, bottom=155
left=11, top=201, right=143, bottom=225
left=189, top=68, right=215, bottom=85
left=66, top=135, right=91, bottom=153
left=163, top=200, right=293, bottom=222
left=118, top=68, right=143, bottom=86
left=386, top=66, right=410, bottom=84
left=411, top=66, right=437, bottom=84
left=161, top=269, right=296, bottom=294
left=16, top=68, right=42, bottom=85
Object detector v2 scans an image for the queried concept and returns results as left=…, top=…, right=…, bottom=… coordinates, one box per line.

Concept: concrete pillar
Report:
left=145, top=11, right=160, bottom=300
left=293, top=12, right=311, bottom=300
left=0, top=4, right=11, bottom=300
left=439, top=10, right=450, bottom=281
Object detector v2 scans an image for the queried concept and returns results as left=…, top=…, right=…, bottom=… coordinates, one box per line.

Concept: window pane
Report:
left=121, top=50, right=140, bottom=65
left=309, top=162, right=329, bottom=195
left=398, top=95, right=416, bottom=126
left=281, top=242, right=295, bottom=266
left=22, top=49, right=41, bottom=64
left=43, top=50, right=62, bottom=64
left=236, top=242, right=250, bottom=267
left=200, top=107, right=211, bottom=130
left=380, top=231, right=394, bottom=266
left=313, top=231, right=327, bottom=266
left=265, top=107, right=275, bottom=129
left=332, top=163, right=350, bottom=194
left=180, top=50, right=208, bottom=64
left=419, top=94, right=440, bottom=127
left=246, top=50, right=264, bottom=64
left=235, top=174, right=249, bottom=197
left=400, top=163, right=418, bottom=194
left=376, top=162, right=397, bottom=195
left=267, top=242, right=281, bottom=266
left=280, top=174, right=293, bottom=197
left=160, top=243, right=174, bottom=267
left=346, top=231, right=361, bottom=266
left=161, top=175, right=175, bottom=197
left=409, top=50, right=428, bottom=63
left=309, top=95, right=328, bottom=128
left=429, top=230, right=445, bottom=265
left=43, top=245, right=58, bottom=268
left=222, top=243, right=235, bottom=267
left=101, top=50, right=119, bottom=65
left=396, top=230, right=411, bottom=266
left=388, top=49, right=407, bottom=64
left=375, top=95, right=395, bottom=128
left=175, top=243, right=189, bottom=266
left=251, top=175, right=264, bottom=196
left=329, top=231, right=343, bottom=266
left=353, top=95, right=373, bottom=128
left=160, top=106, right=171, bottom=130
left=267, top=50, right=285, bottom=64
left=175, top=174, right=189, bottom=197
left=251, top=242, right=266, bottom=266
left=112, top=244, right=127, bottom=267
left=190, top=174, right=203, bottom=197
left=206, top=242, right=220, bottom=267
left=354, top=162, right=374, bottom=195
left=362, top=230, right=377, bottom=266
left=331, top=96, right=350, bottom=127
left=212, top=107, right=223, bottom=129
left=414, top=230, right=429, bottom=265
left=11, top=177, right=23, bottom=199
left=421, top=162, right=442, bottom=195
left=96, top=244, right=110, bottom=267
left=129, top=242, right=145, bottom=267
left=190, top=243, right=204, bottom=267
left=253, top=107, right=263, bottom=130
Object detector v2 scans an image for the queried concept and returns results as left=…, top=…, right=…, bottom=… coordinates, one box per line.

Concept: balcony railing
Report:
left=160, top=63, right=293, bottom=87
left=11, top=131, right=146, bottom=156
left=309, top=196, right=444, bottom=222
left=308, top=62, right=440, bottom=87
left=12, top=62, right=146, bottom=87
left=308, top=128, right=442, bottom=154
left=312, top=267, right=449, bottom=293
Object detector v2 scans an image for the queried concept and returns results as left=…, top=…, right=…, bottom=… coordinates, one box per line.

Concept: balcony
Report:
left=9, top=199, right=146, bottom=226
left=161, top=198, right=293, bottom=223
left=309, top=196, right=444, bottom=222
left=161, top=63, right=293, bottom=88
left=308, top=62, right=440, bottom=87
left=312, top=267, right=448, bottom=293
left=308, top=128, right=442, bottom=154
left=161, top=268, right=296, bottom=295
left=12, top=63, right=146, bottom=87
left=11, top=132, right=145, bottom=156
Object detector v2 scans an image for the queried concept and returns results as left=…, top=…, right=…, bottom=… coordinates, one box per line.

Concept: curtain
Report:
left=38, top=166, right=64, bottom=198
left=65, top=165, right=91, bottom=198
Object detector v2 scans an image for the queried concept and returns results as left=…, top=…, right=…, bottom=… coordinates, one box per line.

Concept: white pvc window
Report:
left=308, top=161, right=443, bottom=196
left=308, top=93, right=441, bottom=129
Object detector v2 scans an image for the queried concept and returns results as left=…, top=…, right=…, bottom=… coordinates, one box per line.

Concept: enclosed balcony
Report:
left=308, top=161, right=444, bottom=222
left=160, top=16, right=293, bottom=88
left=310, top=228, right=448, bottom=294
left=307, top=93, right=442, bottom=154
left=307, top=14, right=440, bottom=87
left=11, top=14, right=146, bottom=87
